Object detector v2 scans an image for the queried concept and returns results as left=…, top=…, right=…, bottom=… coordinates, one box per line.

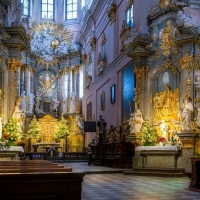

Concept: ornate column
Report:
left=59, top=69, right=66, bottom=115
left=74, top=65, right=82, bottom=114
left=24, top=64, right=31, bottom=97
left=6, top=58, right=22, bottom=117
left=67, top=68, right=72, bottom=114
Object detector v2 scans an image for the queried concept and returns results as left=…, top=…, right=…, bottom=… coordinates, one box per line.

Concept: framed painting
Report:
left=101, top=92, right=105, bottom=111
left=111, top=84, right=115, bottom=104
left=87, top=102, right=92, bottom=121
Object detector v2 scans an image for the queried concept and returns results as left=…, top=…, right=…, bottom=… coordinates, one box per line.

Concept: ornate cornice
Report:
left=6, top=58, right=22, bottom=71
left=107, top=3, right=117, bottom=25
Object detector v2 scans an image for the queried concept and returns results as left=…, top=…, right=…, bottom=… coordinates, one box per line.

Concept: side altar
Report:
left=133, top=146, right=181, bottom=169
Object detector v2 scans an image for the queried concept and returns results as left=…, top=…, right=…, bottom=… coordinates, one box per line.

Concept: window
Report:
left=66, top=0, right=77, bottom=20
left=21, top=0, right=29, bottom=16
left=41, top=0, right=54, bottom=19
left=126, top=4, right=134, bottom=28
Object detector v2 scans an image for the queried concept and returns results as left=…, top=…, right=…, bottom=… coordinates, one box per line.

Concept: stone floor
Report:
left=61, top=163, right=200, bottom=200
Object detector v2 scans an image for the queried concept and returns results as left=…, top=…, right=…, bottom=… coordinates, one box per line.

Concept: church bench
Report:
left=0, top=172, right=85, bottom=200
left=0, top=160, right=55, bottom=164
left=0, top=167, right=72, bottom=173
left=0, top=165, right=65, bottom=169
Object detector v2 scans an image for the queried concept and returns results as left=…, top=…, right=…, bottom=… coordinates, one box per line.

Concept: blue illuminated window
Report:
left=126, top=4, right=134, bottom=28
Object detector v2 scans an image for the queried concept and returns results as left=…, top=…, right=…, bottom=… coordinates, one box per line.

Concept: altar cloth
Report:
left=135, top=145, right=181, bottom=152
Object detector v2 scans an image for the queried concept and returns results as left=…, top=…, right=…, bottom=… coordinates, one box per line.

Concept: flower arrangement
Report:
left=169, top=135, right=177, bottom=145
left=0, top=134, right=11, bottom=150
left=141, top=120, right=158, bottom=146
left=158, top=137, right=166, bottom=142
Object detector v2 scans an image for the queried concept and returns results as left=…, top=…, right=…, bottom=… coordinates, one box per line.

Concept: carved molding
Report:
left=6, top=58, right=22, bottom=72
left=107, top=3, right=117, bottom=25
left=181, top=138, right=194, bottom=149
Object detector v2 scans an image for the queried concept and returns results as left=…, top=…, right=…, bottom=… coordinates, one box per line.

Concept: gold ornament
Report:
left=107, top=3, right=117, bottom=25
left=158, top=0, right=172, bottom=9
left=153, top=85, right=179, bottom=122
left=90, top=37, right=96, bottom=51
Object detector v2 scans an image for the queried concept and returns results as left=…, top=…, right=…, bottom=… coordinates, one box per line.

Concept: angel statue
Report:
left=52, top=95, right=60, bottom=113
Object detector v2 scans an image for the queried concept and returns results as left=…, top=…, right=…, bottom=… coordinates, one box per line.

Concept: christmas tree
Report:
left=141, top=120, right=157, bottom=146
left=4, top=117, right=20, bottom=142
left=54, top=115, right=69, bottom=141
left=27, top=115, right=41, bottom=140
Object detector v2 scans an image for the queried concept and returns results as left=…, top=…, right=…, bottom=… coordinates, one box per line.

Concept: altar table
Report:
left=133, top=145, right=182, bottom=168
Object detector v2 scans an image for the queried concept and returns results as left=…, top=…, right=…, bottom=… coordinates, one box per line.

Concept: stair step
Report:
left=131, top=167, right=185, bottom=173
left=124, top=171, right=184, bottom=177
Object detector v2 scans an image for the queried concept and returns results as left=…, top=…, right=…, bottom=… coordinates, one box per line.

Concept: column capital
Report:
left=6, top=58, right=22, bottom=72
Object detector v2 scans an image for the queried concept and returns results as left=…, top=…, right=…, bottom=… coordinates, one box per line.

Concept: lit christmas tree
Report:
left=27, top=115, right=41, bottom=140
left=54, top=115, right=69, bottom=141
left=4, top=116, right=20, bottom=142
left=141, top=120, right=157, bottom=146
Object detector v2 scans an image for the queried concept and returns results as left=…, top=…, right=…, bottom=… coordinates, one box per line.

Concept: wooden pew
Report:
left=0, top=172, right=85, bottom=200
left=0, top=160, right=84, bottom=200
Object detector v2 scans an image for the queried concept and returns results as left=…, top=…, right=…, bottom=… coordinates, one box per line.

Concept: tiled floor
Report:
left=61, top=163, right=200, bottom=200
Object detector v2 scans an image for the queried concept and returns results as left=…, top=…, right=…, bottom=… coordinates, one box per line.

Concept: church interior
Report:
left=1, top=0, right=200, bottom=199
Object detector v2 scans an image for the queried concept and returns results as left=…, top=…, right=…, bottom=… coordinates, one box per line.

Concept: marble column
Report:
left=67, top=69, right=72, bottom=114
left=24, top=66, right=30, bottom=97
left=6, top=58, right=22, bottom=117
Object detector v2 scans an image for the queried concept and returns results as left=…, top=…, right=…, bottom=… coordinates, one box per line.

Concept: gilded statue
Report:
left=154, top=85, right=179, bottom=122
left=159, top=20, right=180, bottom=57
left=158, top=0, right=172, bottom=9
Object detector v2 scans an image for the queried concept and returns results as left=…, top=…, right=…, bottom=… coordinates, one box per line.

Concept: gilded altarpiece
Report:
left=38, top=115, right=59, bottom=143
left=151, top=67, right=180, bottom=124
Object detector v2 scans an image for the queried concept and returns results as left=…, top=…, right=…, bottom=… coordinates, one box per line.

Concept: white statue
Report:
left=69, top=93, right=76, bottom=114
left=20, top=91, right=27, bottom=113
left=194, top=76, right=200, bottom=88
left=129, top=106, right=144, bottom=134
left=177, top=7, right=200, bottom=29
left=76, top=115, right=83, bottom=131
left=62, top=98, right=67, bottom=115
left=52, top=95, right=60, bottom=112
left=28, top=93, right=35, bottom=114
left=179, top=96, right=193, bottom=131
left=12, top=97, right=25, bottom=133
left=160, top=120, right=168, bottom=140
left=195, top=108, right=200, bottom=127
